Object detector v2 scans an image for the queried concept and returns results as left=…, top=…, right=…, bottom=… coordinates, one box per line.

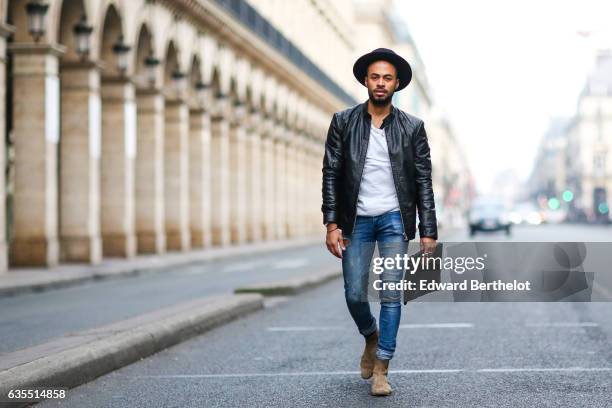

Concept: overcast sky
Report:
left=396, top=0, right=612, bottom=195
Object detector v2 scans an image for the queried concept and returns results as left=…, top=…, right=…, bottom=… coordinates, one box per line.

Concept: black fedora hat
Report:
left=353, top=48, right=412, bottom=91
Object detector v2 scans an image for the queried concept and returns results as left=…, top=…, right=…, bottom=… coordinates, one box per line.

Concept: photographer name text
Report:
left=373, top=279, right=532, bottom=291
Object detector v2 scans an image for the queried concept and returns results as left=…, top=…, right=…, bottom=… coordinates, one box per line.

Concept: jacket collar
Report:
left=361, top=99, right=396, bottom=129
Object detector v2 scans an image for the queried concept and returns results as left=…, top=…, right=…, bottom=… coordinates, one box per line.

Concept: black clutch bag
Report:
left=403, top=242, right=443, bottom=304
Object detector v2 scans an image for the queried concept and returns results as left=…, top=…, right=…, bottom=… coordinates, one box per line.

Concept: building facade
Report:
left=527, top=118, right=569, bottom=204
left=0, top=0, right=469, bottom=274
left=566, top=51, right=612, bottom=222
left=528, top=50, right=612, bottom=223
left=0, top=0, right=354, bottom=273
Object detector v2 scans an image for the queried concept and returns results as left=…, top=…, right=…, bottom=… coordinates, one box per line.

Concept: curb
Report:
left=234, top=267, right=341, bottom=296
left=0, top=235, right=321, bottom=298
left=0, top=273, right=99, bottom=298
left=0, top=294, right=263, bottom=407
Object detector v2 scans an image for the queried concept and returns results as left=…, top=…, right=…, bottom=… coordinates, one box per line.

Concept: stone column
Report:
left=210, top=96, right=231, bottom=246
left=229, top=103, right=248, bottom=244
left=100, top=77, right=137, bottom=258
left=296, top=132, right=308, bottom=235
left=0, top=24, right=14, bottom=272
left=189, top=104, right=212, bottom=249
left=135, top=88, right=166, bottom=254
left=245, top=108, right=263, bottom=242
left=260, top=115, right=276, bottom=240
left=9, top=43, right=65, bottom=266
left=285, top=127, right=298, bottom=237
left=164, top=98, right=190, bottom=251
left=58, top=61, right=102, bottom=263
left=273, top=121, right=287, bottom=239
left=302, top=138, right=312, bottom=234
left=306, top=138, right=320, bottom=234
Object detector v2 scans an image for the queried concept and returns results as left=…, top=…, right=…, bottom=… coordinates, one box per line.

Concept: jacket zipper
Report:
left=351, top=129, right=370, bottom=235
left=385, top=124, right=409, bottom=241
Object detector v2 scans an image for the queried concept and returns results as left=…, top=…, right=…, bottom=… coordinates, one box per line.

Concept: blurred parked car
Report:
left=468, top=197, right=512, bottom=236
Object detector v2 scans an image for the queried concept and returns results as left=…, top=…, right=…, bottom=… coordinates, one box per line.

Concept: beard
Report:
left=368, top=88, right=394, bottom=106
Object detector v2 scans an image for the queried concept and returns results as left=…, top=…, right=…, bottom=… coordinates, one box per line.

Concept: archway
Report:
left=187, top=54, right=213, bottom=249
left=162, top=40, right=190, bottom=251
left=134, top=22, right=166, bottom=254
left=0, top=1, right=20, bottom=271
left=98, top=4, right=137, bottom=258
left=243, top=84, right=264, bottom=243
left=259, top=93, right=277, bottom=241
left=5, top=0, right=61, bottom=266
left=228, top=75, right=248, bottom=244
left=56, top=0, right=102, bottom=264
left=209, top=66, right=231, bottom=246
left=272, top=98, right=288, bottom=240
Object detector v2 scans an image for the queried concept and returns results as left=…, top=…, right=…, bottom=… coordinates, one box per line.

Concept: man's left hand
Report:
left=420, top=237, right=437, bottom=256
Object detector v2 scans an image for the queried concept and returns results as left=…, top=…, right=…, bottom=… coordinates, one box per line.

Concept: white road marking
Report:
left=477, top=367, right=612, bottom=373
left=130, top=367, right=612, bottom=379
left=221, top=260, right=268, bottom=273
left=220, top=258, right=309, bottom=273
left=267, top=326, right=342, bottom=331
left=131, top=369, right=462, bottom=379
left=267, top=322, right=600, bottom=331
left=271, top=259, right=309, bottom=269
left=267, top=323, right=474, bottom=331
left=399, top=323, right=474, bottom=329
left=392, top=369, right=463, bottom=374
left=524, top=322, right=600, bottom=328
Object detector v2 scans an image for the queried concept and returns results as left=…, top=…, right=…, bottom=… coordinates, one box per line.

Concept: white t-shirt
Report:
left=356, top=124, right=401, bottom=216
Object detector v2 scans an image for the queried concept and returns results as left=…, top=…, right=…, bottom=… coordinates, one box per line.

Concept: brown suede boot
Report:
left=370, top=357, right=392, bottom=396
left=360, top=330, right=379, bottom=379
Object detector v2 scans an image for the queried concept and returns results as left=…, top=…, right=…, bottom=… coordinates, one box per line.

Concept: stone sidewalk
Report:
left=0, top=234, right=322, bottom=297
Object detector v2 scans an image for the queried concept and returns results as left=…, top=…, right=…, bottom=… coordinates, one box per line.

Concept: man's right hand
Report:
left=325, top=223, right=345, bottom=259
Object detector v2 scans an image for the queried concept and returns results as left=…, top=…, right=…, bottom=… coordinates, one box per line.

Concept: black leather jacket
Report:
left=321, top=100, right=438, bottom=240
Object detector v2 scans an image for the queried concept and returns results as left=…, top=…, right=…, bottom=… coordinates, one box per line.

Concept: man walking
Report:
left=321, top=48, right=438, bottom=396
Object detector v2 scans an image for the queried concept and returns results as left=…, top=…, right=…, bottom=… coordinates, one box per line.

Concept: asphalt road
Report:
left=0, top=243, right=337, bottom=354
left=5, top=225, right=612, bottom=407
left=36, top=223, right=612, bottom=407
left=2, top=224, right=608, bottom=352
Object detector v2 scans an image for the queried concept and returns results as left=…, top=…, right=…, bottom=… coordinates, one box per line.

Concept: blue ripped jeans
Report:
left=341, top=210, right=408, bottom=361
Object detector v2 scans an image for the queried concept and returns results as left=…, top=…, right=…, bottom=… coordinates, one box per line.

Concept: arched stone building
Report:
left=0, top=0, right=351, bottom=271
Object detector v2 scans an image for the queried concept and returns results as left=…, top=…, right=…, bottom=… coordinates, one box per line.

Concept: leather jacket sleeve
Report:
left=412, top=121, right=438, bottom=240
left=321, top=113, right=343, bottom=225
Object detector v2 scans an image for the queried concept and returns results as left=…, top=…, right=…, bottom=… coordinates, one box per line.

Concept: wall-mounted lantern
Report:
left=25, top=0, right=49, bottom=43
left=73, top=14, right=93, bottom=60
left=112, top=34, right=131, bottom=75
left=144, top=50, right=161, bottom=87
